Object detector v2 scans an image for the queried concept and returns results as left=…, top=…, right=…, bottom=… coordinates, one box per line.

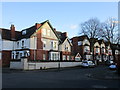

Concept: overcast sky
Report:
left=2, top=2, right=118, bottom=38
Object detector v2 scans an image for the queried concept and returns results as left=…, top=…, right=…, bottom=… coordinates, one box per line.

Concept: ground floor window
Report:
left=43, top=54, right=46, bottom=60
left=67, top=56, right=70, bottom=60
left=75, top=57, right=81, bottom=61
left=85, top=55, right=91, bottom=60
left=49, top=52, right=60, bottom=60
left=63, top=55, right=66, bottom=60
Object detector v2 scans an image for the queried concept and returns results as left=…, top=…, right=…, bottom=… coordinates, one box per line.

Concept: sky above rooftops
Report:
left=1, top=2, right=118, bottom=38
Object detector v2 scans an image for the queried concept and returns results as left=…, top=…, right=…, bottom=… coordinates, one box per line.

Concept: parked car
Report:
left=105, top=60, right=114, bottom=65
left=81, top=61, right=95, bottom=68
left=109, top=63, right=117, bottom=70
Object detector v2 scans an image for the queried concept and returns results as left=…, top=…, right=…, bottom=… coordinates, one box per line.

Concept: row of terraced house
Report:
left=0, top=20, right=118, bottom=67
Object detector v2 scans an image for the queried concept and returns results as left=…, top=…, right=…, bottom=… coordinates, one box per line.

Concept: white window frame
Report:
left=67, top=56, right=70, bottom=60
left=22, top=30, right=26, bottom=35
left=47, top=29, right=50, bottom=36
left=17, top=42, right=19, bottom=48
left=63, top=55, right=66, bottom=60
left=78, top=41, right=82, bottom=46
left=43, top=41, right=46, bottom=48
left=42, top=28, right=46, bottom=36
left=54, top=41, right=57, bottom=49
left=43, top=54, right=46, bottom=60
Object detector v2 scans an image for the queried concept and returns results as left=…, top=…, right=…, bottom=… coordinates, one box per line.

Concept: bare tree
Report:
left=80, top=18, right=101, bottom=38
left=80, top=18, right=101, bottom=63
left=99, top=17, right=118, bottom=44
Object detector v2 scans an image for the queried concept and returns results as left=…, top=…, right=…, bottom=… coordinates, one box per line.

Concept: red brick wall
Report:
left=61, top=51, right=71, bottom=60
left=36, top=29, right=43, bottom=49
left=29, top=49, right=49, bottom=60
left=71, top=37, right=84, bottom=59
left=2, top=50, right=12, bottom=67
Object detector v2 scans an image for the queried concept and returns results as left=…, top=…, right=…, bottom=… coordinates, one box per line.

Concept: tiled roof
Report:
left=19, top=25, right=36, bottom=40
left=71, top=35, right=89, bottom=41
left=98, top=39, right=104, bottom=45
left=19, top=20, right=48, bottom=40
left=104, top=41, right=111, bottom=46
left=0, top=28, right=21, bottom=41
left=55, top=31, right=67, bottom=44
left=1, top=20, right=60, bottom=41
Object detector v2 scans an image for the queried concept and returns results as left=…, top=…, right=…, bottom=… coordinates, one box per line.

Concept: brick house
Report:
left=105, top=41, right=113, bottom=61
left=1, top=20, right=73, bottom=66
left=55, top=31, right=72, bottom=61
left=71, top=35, right=91, bottom=61
left=98, top=39, right=106, bottom=62
left=0, top=25, right=21, bottom=66
left=90, top=38, right=101, bottom=63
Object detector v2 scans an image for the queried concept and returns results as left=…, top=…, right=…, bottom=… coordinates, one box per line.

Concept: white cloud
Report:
left=69, top=24, right=78, bottom=29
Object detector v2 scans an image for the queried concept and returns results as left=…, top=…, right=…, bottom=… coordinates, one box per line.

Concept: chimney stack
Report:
left=10, top=24, right=15, bottom=40
left=53, top=28, right=56, bottom=32
left=62, top=32, right=68, bottom=37
left=35, top=23, right=41, bottom=29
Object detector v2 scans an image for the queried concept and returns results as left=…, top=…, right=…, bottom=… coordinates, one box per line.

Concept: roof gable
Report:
left=62, top=38, right=72, bottom=46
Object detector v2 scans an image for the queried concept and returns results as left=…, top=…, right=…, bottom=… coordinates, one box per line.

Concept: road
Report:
left=2, top=65, right=120, bottom=88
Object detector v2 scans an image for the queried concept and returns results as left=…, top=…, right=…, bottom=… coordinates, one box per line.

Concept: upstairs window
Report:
left=42, top=28, right=46, bottom=36
left=54, top=42, right=57, bottom=49
left=17, top=42, right=19, bottom=48
left=65, top=45, right=68, bottom=51
left=43, top=41, right=46, bottom=48
left=51, top=41, right=53, bottom=49
left=22, top=40, right=24, bottom=47
left=78, top=41, right=82, bottom=46
left=22, top=30, right=26, bottom=35
left=47, top=29, right=50, bottom=36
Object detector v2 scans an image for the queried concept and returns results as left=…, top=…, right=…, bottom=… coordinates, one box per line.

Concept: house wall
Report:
left=59, top=39, right=71, bottom=52
left=2, top=50, right=11, bottom=66
left=42, top=38, right=58, bottom=51
left=83, top=39, right=90, bottom=46
left=2, top=40, right=14, bottom=50
left=94, top=42, right=100, bottom=55
left=15, top=38, right=30, bottom=50
left=30, top=37, right=37, bottom=49
left=41, top=22, right=58, bottom=41
left=41, top=22, right=59, bottom=51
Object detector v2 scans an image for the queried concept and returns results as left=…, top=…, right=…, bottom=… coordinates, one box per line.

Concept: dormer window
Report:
left=22, top=30, right=26, bottom=35
left=78, top=41, right=82, bottom=46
